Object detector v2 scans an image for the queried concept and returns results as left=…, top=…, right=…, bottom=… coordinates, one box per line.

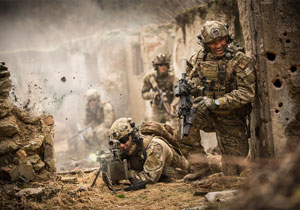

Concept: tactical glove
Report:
left=124, top=180, right=147, bottom=191
left=193, top=96, right=218, bottom=113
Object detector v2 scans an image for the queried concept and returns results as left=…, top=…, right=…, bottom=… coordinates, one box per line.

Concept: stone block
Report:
left=42, top=115, right=54, bottom=126
left=16, top=150, right=28, bottom=162
left=9, top=162, right=35, bottom=182
left=15, top=187, right=44, bottom=198
left=43, top=143, right=54, bottom=162
left=27, top=154, right=40, bottom=164
left=0, top=115, right=19, bottom=137
left=0, top=99, right=12, bottom=118
left=22, top=135, right=44, bottom=154
left=33, top=160, right=45, bottom=172
left=0, top=140, right=18, bottom=155
left=13, top=106, right=40, bottom=124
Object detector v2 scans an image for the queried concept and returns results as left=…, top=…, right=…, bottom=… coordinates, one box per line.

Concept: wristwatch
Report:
left=215, top=99, right=220, bottom=108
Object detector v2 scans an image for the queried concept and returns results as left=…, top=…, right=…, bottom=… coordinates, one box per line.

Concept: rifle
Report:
left=149, top=76, right=175, bottom=117
left=174, top=59, right=196, bottom=140
left=67, top=123, right=93, bottom=144
left=91, top=140, right=129, bottom=193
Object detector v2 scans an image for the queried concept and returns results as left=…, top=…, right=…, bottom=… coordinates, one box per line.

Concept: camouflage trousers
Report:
left=184, top=110, right=249, bottom=175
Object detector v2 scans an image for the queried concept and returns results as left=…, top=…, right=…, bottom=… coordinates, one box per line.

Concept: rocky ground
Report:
left=0, top=169, right=247, bottom=210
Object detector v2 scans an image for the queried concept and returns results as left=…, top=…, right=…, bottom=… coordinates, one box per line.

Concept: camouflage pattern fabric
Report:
left=128, top=136, right=190, bottom=183
left=185, top=46, right=255, bottom=175
left=84, top=101, right=115, bottom=149
left=141, top=70, right=178, bottom=124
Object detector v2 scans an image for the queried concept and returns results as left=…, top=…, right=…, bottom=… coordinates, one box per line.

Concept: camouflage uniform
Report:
left=84, top=89, right=115, bottom=149
left=109, top=118, right=189, bottom=184
left=185, top=21, right=255, bottom=175
left=141, top=54, right=178, bottom=126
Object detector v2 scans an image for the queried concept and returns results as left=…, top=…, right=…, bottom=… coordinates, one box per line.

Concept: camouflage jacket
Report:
left=187, top=45, right=255, bottom=113
left=84, top=101, right=115, bottom=129
left=127, top=134, right=189, bottom=183
left=141, top=70, right=178, bottom=108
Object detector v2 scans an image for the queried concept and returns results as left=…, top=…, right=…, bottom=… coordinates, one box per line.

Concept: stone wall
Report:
left=0, top=62, right=56, bottom=182
left=245, top=0, right=300, bottom=157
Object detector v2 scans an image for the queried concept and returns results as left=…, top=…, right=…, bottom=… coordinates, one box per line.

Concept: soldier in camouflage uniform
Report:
left=83, top=89, right=115, bottom=150
left=141, top=54, right=178, bottom=125
left=184, top=20, right=255, bottom=177
left=109, top=118, right=190, bottom=184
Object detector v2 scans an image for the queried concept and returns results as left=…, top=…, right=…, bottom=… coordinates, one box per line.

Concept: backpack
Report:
left=139, top=121, right=181, bottom=151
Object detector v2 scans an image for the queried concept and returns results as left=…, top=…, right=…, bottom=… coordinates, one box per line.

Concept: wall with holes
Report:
left=248, top=0, right=300, bottom=156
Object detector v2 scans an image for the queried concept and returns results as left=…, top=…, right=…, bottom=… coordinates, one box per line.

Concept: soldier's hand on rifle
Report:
left=193, top=96, right=218, bottom=113
left=152, top=91, right=160, bottom=101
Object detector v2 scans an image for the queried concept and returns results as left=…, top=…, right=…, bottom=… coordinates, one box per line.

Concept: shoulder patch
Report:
left=233, top=52, right=251, bottom=71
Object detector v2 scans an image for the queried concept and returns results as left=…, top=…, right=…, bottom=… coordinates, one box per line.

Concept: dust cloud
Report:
left=0, top=0, right=204, bottom=170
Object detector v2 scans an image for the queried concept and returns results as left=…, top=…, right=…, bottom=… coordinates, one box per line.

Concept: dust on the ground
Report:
left=0, top=169, right=247, bottom=210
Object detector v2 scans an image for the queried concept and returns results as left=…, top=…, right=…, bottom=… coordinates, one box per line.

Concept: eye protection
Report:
left=119, top=133, right=131, bottom=144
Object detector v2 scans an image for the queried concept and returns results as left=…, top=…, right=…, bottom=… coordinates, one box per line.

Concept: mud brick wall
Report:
left=0, top=62, right=56, bottom=182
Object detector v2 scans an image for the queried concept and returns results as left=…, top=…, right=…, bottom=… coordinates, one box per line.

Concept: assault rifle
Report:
left=91, top=140, right=129, bottom=193
left=149, top=76, right=175, bottom=117
left=174, top=59, right=196, bottom=140
left=67, top=123, right=93, bottom=143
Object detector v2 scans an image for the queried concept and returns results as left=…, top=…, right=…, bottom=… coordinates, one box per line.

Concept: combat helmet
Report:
left=85, top=89, right=100, bottom=101
left=197, top=21, right=232, bottom=47
left=152, top=53, right=171, bottom=69
left=109, top=118, right=136, bottom=143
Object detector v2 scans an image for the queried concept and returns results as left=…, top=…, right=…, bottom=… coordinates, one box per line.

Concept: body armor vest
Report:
left=152, top=72, right=175, bottom=105
left=194, top=47, right=245, bottom=100
left=91, top=104, right=104, bottom=125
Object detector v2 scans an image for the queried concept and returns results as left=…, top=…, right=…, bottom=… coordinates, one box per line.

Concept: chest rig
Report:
left=195, top=50, right=238, bottom=99
left=153, top=73, right=174, bottom=103
left=94, top=104, right=104, bottom=124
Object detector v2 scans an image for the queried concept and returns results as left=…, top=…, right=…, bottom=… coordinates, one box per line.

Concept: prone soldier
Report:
left=108, top=118, right=190, bottom=184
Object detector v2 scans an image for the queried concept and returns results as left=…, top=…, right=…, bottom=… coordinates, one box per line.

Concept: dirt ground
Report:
left=0, top=169, right=247, bottom=210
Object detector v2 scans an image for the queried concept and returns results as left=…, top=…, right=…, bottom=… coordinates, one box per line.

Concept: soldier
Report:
left=184, top=20, right=255, bottom=177
left=141, top=54, right=178, bottom=125
left=83, top=89, right=115, bottom=150
left=109, top=118, right=190, bottom=184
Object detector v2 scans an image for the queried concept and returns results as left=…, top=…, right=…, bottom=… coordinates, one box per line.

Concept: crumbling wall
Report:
left=139, top=23, right=176, bottom=119
left=0, top=62, right=56, bottom=182
left=245, top=0, right=300, bottom=157
left=140, top=24, right=175, bottom=72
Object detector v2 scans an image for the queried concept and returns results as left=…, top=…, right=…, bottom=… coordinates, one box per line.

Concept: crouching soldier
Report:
left=109, top=118, right=190, bottom=184
left=83, top=88, right=115, bottom=149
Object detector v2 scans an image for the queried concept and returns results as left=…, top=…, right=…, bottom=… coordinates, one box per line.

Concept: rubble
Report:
left=0, top=62, right=56, bottom=182
left=15, top=187, right=44, bottom=198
